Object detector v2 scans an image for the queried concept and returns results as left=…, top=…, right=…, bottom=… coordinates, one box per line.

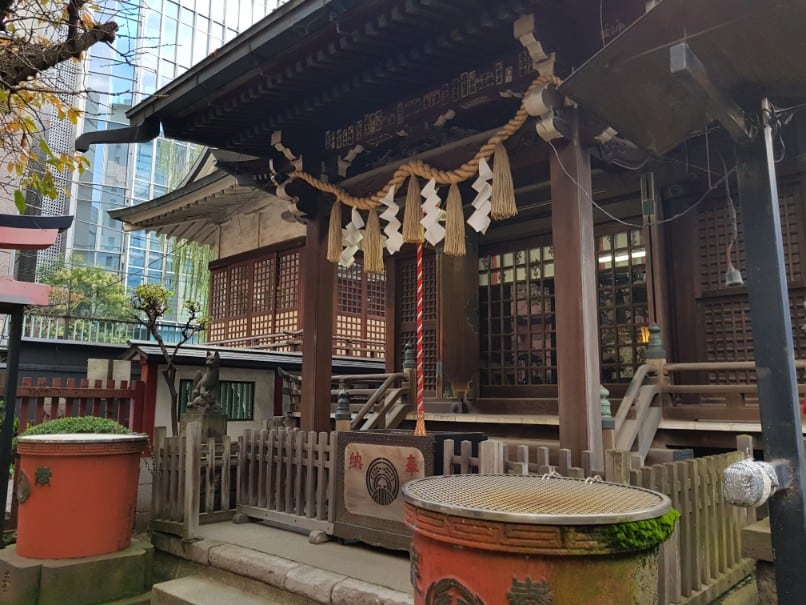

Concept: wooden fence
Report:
left=15, top=377, right=147, bottom=435
left=150, top=423, right=238, bottom=538
left=150, top=424, right=336, bottom=538
left=237, top=427, right=336, bottom=534
left=149, top=425, right=754, bottom=604
left=442, top=436, right=755, bottom=605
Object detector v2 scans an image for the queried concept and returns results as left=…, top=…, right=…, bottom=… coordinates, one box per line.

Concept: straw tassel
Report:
left=402, top=175, right=424, bottom=243
left=443, top=183, right=466, bottom=256
left=491, top=142, right=517, bottom=220
left=326, top=201, right=342, bottom=264
left=363, top=209, right=384, bottom=273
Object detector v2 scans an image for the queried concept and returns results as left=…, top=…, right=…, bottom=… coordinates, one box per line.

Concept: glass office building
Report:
left=34, top=1, right=278, bottom=317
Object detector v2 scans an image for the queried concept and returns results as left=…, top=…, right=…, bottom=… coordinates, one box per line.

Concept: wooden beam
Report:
left=300, top=206, right=335, bottom=432
left=550, top=110, right=603, bottom=471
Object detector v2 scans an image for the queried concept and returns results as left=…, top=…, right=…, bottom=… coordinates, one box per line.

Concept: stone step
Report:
left=0, top=540, right=153, bottom=605
left=719, top=577, right=759, bottom=605
left=151, top=576, right=300, bottom=605
left=100, top=591, right=152, bottom=605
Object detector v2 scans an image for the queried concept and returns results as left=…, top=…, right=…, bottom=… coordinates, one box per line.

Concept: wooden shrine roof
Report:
left=81, top=0, right=642, bottom=166
left=108, top=168, right=270, bottom=244
left=124, top=341, right=384, bottom=372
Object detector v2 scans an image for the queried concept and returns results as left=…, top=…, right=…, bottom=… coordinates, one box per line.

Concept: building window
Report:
left=208, top=244, right=385, bottom=357
left=179, top=379, right=255, bottom=421
left=479, top=246, right=556, bottom=387
left=208, top=245, right=302, bottom=347
left=597, top=228, right=648, bottom=383
left=335, top=258, right=386, bottom=358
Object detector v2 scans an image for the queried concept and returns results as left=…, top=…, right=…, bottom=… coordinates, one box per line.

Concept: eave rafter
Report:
left=175, top=0, right=536, bottom=155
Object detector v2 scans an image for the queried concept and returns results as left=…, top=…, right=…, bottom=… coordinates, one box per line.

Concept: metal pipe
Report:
left=735, top=97, right=806, bottom=603
left=0, top=307, right=24, bottom=547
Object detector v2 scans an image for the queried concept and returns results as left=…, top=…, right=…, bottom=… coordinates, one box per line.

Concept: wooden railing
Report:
left=348, top=372, right=408, bottom=430
left=662, top=360, right=806, bottom=423
left=280, top=369, right=413, bottom=430
left=612, top=363, right=662, bottom=461
left=207, top=331, right=385, bottom=359
left=15, top=377, right=147, bottom=436
left=1, top=312, right=204, bottom=346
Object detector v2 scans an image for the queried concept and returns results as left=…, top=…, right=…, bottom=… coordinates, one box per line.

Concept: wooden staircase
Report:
left=278, top=368, right=413, bottom=431
left=612, top=364, right=663, bottom=464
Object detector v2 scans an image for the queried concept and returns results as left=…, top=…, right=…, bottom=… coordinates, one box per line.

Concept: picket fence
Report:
left=15, top=377, right=147, bottom=434
left=150, top=427, right=754, bottom=605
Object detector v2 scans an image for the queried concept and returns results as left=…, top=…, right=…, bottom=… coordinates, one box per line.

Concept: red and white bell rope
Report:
left=414, top=241, right=426, bottom=436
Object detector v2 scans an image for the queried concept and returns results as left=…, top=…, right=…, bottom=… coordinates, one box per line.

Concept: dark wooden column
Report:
left=300, top=207, right=335, bottom=432
left=438, top=234, right=480, bottom=403
left=550, top=112, right=603, bottom=471
left=735, top=99, right=806, bottom=603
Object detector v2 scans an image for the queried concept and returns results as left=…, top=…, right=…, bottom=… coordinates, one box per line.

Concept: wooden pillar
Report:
left=300, top=208, right=335, bottom=432
left=735, top=99, right=806, bottom=603
left=550, top=111, right=603, bottom=471
left=438, top=234, right=479, bottom=403
left=138, top=357, right=158, bottom=438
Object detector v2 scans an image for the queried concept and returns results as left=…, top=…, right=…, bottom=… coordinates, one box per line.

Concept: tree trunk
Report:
left=163, top=366, right=178, bottom=436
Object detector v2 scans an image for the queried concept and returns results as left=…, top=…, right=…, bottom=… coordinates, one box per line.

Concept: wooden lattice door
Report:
left=397, top=252, right=437, bottom=395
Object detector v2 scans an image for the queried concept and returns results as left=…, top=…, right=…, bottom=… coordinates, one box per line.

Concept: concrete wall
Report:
left=153, top=364, right=275, bottom=437
left=216, top=200, right=304, bottom=259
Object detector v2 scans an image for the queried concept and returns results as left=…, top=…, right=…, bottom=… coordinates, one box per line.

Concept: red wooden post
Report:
left=138, top=357, right=158, bottom=439
left=51, top=377, right=62, bottom=420
left=34, top=377, right=47, bottom=425
left=92, top=379, right=102, bottom=417
left=65, top=378, right=76, bottom=417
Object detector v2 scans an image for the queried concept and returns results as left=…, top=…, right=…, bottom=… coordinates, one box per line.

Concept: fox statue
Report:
left=187, top=350, right=221, bottom=411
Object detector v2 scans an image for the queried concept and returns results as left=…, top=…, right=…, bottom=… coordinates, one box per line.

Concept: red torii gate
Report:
left=0, top=214, right=73, bottom=547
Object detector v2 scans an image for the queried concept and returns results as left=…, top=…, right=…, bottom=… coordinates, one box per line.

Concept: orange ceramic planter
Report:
left=404, top=475, right=673, bottom=605
left=15, top=434, right=148, bottom=559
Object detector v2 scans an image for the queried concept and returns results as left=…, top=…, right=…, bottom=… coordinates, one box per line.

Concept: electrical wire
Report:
left=547, top=139, right=737, bottom=229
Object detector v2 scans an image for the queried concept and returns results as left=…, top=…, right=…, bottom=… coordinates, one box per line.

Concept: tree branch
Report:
left=0, top=21, right=117, bottom=91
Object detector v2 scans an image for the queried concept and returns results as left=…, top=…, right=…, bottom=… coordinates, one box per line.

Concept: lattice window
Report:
left=229, top=263, right=250, bottom=317
left=695, top=186, right=805, bottom=381
left=207, top=245, right=302, bottom=346
left=253, top=257, right=275, bottom=313
left=366, top=271, right=386, bottom=318
left=479, top=245, right=556, bottom=387
left=209, top=271, right=227, bottom=320
left=207, top=244, right=384, bottom=358
left=337, top=263, right=363, bottom=315
left=335, top=258, right=386, bottom=358
left=598, top=229, right=648, bottom=383
left=698, top=189, right=801, bottom=293
left=277, top=251, right=300, bottom=311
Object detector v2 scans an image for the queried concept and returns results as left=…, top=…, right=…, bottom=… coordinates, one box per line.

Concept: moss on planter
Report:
left=602, top=509, right=680, bottom=552
left=20, top=416, right=131, bottom=436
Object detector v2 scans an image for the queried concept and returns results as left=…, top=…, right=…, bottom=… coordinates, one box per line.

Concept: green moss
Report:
left=20, top=416, right=131, bottom=436
left=602, top=509, right=680, bottom=552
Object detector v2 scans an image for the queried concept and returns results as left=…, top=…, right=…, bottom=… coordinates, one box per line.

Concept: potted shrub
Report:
left=14, top=416, right=148, bottom=559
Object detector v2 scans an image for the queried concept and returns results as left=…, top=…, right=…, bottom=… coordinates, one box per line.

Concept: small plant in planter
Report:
left=20, top=416, right=132, bottom=437
left=15, top=416, right=148, bottom=559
